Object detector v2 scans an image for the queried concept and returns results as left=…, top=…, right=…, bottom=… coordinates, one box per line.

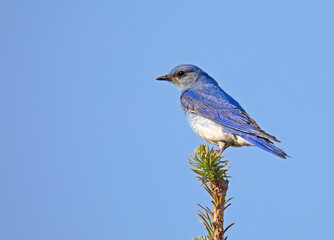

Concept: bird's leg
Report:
left=217, top=142, right=227, bottom=155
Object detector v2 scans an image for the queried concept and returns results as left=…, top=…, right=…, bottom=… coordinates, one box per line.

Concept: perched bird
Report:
left=156, top=64, right=288, bottom=158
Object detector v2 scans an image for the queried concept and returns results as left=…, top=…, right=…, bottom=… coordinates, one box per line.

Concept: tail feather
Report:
left=244, top=135, right=288, bottom=159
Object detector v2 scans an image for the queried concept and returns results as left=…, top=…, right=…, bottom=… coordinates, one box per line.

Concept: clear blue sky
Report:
left=1, top=0, right=333, bottom=239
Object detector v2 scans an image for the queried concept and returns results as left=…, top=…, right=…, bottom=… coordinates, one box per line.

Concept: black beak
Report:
left=156, top=74, right=172, bottom=81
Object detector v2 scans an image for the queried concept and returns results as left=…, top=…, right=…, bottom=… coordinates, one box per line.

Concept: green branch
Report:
left=189, top=144, right=234, bottom=240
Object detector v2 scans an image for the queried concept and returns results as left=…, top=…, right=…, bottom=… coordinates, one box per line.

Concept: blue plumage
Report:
left=156, top=64, right=288, bottom=159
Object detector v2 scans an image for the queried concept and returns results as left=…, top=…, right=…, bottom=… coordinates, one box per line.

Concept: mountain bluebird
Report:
left=156, top=64, right=288, bottom=158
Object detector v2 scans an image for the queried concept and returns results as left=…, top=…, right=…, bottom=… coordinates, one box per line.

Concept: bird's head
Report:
left=156, top=64, right=203, bottom=91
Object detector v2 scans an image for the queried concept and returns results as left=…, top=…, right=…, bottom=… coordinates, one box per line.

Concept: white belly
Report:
left=184, top=110, right=252, bottom=147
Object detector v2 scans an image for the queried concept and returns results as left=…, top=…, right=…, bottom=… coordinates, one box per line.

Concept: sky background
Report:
left=1, top=0, right=334, bottom=239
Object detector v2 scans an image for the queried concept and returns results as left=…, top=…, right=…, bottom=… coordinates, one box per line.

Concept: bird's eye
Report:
left=177, top=71, right=185, bottom=77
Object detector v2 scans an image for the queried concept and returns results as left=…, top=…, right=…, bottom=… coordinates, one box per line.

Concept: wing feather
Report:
left=180, top=88, right=279, bottom=143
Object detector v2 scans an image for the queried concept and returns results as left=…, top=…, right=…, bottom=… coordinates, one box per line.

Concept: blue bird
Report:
left=156, top=64, right=288, bottom=158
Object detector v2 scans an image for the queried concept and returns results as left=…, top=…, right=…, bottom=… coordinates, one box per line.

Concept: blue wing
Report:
left=180, top=86, right=288, bottom=158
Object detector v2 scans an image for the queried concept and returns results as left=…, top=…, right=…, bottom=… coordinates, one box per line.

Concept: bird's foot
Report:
left=214, top=149, right=223, bottom=155
left=216, top=142, right=227, bottom=155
